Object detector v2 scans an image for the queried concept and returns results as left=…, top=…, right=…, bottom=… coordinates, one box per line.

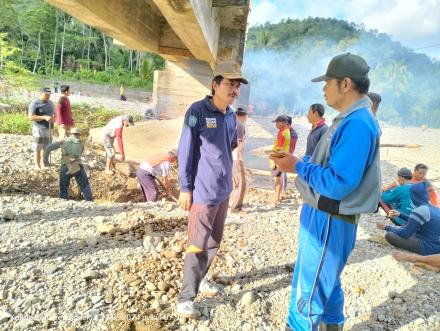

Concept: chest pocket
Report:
left=200, top=116, right=224, bottom=140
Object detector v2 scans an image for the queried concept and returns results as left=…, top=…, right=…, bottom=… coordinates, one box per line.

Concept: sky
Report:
left=249, top=0, right=440, bottom=59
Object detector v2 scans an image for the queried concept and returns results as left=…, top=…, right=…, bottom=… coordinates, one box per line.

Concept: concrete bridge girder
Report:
left=46, top=0, right=251, bottom=117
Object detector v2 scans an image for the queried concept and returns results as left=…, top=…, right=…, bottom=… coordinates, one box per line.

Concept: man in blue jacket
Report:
left=176, top=61, right=248, bottom=318
left=273, top=53, right=381, bottom=331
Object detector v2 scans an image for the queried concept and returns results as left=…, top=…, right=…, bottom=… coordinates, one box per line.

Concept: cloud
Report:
left=249, top=0, right=440, bottom=58
left=248, top=1, right=282, bottom=26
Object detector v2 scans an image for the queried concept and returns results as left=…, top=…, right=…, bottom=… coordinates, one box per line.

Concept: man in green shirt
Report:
left=59, top=128, right=93, bottom=201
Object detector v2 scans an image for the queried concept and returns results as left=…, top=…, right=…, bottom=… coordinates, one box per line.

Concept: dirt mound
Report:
left=88, top=118, right=184, bottom=162
left=0, top=168, right=178, bottom=203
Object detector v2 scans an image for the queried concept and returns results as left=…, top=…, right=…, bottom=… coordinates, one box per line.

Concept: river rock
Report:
left=238, top=291, right=254, bottom=306
left=1, top=209, right=14, bottom=221
left=143, top=233, right=163, bottom=252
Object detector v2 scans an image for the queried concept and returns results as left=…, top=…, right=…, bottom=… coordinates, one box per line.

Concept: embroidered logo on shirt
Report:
left=206, top=117, right=217, bottom=128
left=188, top=115, right=197, bottom=127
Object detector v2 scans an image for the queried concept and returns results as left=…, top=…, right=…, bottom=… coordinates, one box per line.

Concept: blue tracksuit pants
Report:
left=287, top=204, right=358, bottom=330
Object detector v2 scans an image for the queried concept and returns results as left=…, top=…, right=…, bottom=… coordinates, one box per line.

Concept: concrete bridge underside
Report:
left=46, top=0, right=251, bottom=117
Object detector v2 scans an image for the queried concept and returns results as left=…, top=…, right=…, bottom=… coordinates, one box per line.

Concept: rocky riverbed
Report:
left=1, top=119, right=440, bottom=330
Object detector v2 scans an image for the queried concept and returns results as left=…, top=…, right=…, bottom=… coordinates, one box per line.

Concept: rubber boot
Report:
left=319, top=323, right=344, bottom=331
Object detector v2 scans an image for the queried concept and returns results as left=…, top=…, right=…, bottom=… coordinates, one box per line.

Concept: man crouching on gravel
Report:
left=176, top=61, right=248, bottom=318
left=273, top=53, right=381, bottom=330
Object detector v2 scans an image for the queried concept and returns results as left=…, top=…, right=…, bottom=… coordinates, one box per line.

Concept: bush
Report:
left=80, top=106, right=120, bottom=128
left=0, top=113, right=31, bottom=134
left=0, top=103, right=124, bottom=135
left=0, top=98, right=28, bottom=113
left=94, top=71, right=111, bottom=83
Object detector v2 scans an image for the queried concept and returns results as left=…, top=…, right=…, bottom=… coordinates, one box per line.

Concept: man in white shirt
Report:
left=101, top=114, right=134, bottom=174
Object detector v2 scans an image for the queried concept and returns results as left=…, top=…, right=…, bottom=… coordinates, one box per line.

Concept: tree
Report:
left=0, top=33, right=19, bottom=69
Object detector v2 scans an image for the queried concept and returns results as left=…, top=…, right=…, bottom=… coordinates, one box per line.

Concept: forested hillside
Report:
left=0, top=0, right=164, bottom=90
left=244, top=18, right=440, bottom=127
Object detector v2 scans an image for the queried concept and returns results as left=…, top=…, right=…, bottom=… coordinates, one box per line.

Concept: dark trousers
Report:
left=385, top=232, right=422, bottom=254
left=59, top=165, right=93, bottom=201
left=178, top=197, right=229, bottom=302
left=230, top=160, right=246, bottom=210
left=136, top=168, right=158, bottom=202
left=43, top=141, right=62, bottom=167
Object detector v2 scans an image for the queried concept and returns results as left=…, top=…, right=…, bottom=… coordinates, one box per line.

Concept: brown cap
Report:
left=213, top=61, right=248, bottom=84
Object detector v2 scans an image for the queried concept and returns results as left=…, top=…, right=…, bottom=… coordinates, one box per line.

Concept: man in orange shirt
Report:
left=412, top=163, right=438, bottom=207
left=271, top=115, right=290, bottom=205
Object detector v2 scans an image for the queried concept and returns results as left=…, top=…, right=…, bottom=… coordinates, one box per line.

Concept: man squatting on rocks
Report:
left=136, top=150, right=178, bottom=202
left=273, top=53, right=381, bottom=331
left=380, top=167, right=414, bottom=226
left=229, top=106, right=248, bottom=212
left=176, top=61, right=248, bottom=318
left=411, top=163, right=439, bottom=207
left=101, top=114, right=134, bottom=174
left=28, top=87, right=55, bottom=170
left=377, top=182, right=440, bottom=256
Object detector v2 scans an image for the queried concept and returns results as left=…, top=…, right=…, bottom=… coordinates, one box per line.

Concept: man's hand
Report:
left=179, top=191, right=193, bottom=211
left=44, top=115, right=52, bottom=122
left=376, top=222, right=387, bottom=230
left=270, top=153, right=300, bottom=173
left=387, top=209, right=400, bottom=218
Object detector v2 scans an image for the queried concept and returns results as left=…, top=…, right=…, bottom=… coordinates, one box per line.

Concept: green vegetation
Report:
left=0, top=100, right=141, bottom=135
left=0, top=0, right=164, bottom=90
left=0, top=112, right=31, bottom=134
left=70, top=104, right=119, bottom=137
left=245, top=18, right=440, bottom=127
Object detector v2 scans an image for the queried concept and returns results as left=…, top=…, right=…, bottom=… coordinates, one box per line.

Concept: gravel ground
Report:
left=1, top=117, right=440, bottom=331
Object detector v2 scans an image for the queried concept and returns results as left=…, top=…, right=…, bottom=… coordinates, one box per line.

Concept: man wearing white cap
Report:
left=101, top=114, right=134, bottom=174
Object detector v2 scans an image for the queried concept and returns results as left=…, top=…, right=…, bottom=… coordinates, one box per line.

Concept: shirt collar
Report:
left=203, top=96, right=234, bottom=115
left=313, top=118, right=326, bottom=129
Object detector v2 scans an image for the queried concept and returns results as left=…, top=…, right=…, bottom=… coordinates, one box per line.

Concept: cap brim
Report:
left=311, top=74, right=328, bottom=82
left=222, top=74, right=248, bottom=84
